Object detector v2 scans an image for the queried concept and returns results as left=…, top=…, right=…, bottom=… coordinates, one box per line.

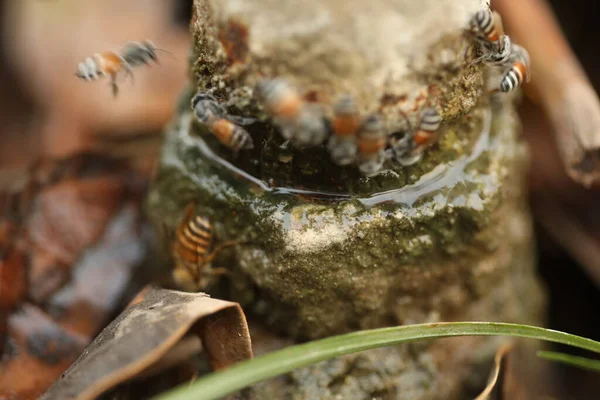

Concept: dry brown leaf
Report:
left=0, top=247, right=28, bottom=311
left=0, top=305, right=88, bottom=400
left=40, top=286, right=253, bottom=400
left=0, top=153, right=151, bottom=399
left=474, top=343, right=513, bottom=400
left=26, top=176, right=125, bottom=302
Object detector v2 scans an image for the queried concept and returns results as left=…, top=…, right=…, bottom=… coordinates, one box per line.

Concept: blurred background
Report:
left=1, top=0, right=600, bottom=398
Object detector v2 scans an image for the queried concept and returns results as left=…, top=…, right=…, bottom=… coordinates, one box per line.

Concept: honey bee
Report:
left=75, top=51, right=133, bottom=96
left=499, top=44, right=531, bottom=93
left=256, top=78, right=328, bottom=147
left=470, top=9, right=504, bottom=46
left=120, top=40, right=159, bottom=67
left=192, top=91, right=254, bottom=151
left=387, top=108, right=442, bottom=166
left=75, top=40, right=162, bottom=96
left=468, top=9, right=513, bottom=67
left=357, top=115, right=387, bottom=176
left=172, top=203, right=239, bottom=292
left=327, top=95, right=361, bottom=165
left=413, top=108, right=442, bottom=147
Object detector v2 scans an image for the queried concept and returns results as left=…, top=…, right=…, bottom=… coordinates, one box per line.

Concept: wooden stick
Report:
left=494, top=0, right=600, bottom=188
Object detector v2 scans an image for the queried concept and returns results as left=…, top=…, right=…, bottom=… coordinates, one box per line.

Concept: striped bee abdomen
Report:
left=500, top=62, right=527, bottom=93
left=174, top=206, right=213, bottom=271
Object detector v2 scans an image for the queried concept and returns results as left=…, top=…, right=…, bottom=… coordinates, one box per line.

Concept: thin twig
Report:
left=494, top=0, right=600, bottom=188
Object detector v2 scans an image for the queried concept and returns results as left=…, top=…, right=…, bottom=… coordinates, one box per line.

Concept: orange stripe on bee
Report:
left=210, top=119, right=235, bottom=145
left=333, top=116, right=360, bottom=137
left=488, top=30, right=499, bottom=42
left=98, top=51, right=123, bottom=75
left=183, top=227, right=211, bottom=246
left=358, top=138, right=386, bottom=155
left=178, top=233, right=208, bottom=254
left=414, top=130, right=435, bottom=146
left=273, top=95, right=302, bottom=118
left=514, top=62, right=527, bottom=82
left=186, top=224, right=212, bottom=240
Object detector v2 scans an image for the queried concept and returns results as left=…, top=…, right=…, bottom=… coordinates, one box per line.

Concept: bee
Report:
left=120, top=40, right=160, bottom=67
left=470, top=9, right=503, bottom=45
left=357, top=115, right=387, bottom=176
left=387, top=108, right=442, bottom=166
left=191, top=91, right=254, bottom=151
left=256, top=78, right=328, bottom=147
left=499, top=44, right=531, bottom=93
left=75, top=40, right=163, bottom=96
left=468, top=9, right=513, bottom=67
left=75, top=51, right=133, bottom=96
left=413, top=108, right=442, bottom=147
left=327, top=95, right=361, bottom=165
left=172, top=203, right=239, bottom=292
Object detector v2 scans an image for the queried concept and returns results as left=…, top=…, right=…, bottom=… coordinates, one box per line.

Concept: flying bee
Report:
left=327, top=95, right=361, bottom=165
left=120, top=40, right=162, bottom=67
left=191, top=91, right=254, bottom=151
left=255, top=78, right=328, bottom=147
left=357, top=115, right=387, bottom=177
left=172, top=203, right=239, bottom=292
left=75, top=40, right=165, bottom=96
left=387, top=108, right=442, bottom=166
left=499, top=44, right=531, bottom=93
left=75, top=51, right=133, bottom=96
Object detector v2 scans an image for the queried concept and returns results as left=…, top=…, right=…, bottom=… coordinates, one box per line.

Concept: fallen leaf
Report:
left=46, top=204, right=147, bottom=337
left=0, top=305, right=88, bottom=400
left=0, top=152, right=151, bottom=399
left=40, top=286, right=253, bottom=400
left=474, top=343, right=513, bottom=400
left=26, top=176, right=125, bottom=302
left=0, top=247, right=28, bottom=311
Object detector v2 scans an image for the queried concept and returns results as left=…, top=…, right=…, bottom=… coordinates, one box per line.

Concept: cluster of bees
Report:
left=187, top=7, right=530, bottom=178
left=191, top=82, right=443, bottom=177
left=72, top=6, right=532, bottom=291
left=73, top=8, right=530, bottom=179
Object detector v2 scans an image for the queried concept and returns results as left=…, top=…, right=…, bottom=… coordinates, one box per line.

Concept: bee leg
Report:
left=111, top=81, right=119, bottom=97
left=108, top=73, right=119, bottom=97
left=207, top=267, right=228, bottom=276
left=202, top=240, right=243, bottom=265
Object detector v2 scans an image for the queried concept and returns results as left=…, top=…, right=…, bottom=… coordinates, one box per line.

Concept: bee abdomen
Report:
left=333, top=96, right=360, bottom=137
left=500, top=62, right=526, bottom=93
left=473, top=10, right=495, bottom=38
left=210, top=119, right=254, bottom=151
left=358, top=116, right=386, bottom=155
left=419, top=108, right=442, bottom=132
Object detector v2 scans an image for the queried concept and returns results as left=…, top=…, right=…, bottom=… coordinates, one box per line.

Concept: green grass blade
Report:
left=154, top=321, right=600, bottom=400
left=537, top=350, right=600, bottom=373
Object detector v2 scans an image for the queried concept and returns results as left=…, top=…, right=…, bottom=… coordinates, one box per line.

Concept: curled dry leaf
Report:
left=494, top=0, right=600, bottom=188
left=40, top=286, right=253, bottom=400
left=474, top=343, right=513, bottom=400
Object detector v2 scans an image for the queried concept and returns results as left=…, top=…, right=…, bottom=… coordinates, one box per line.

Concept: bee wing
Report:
left=227, top=114, right=257, bottom=126
left=491, top=11, right=505, bottom=38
